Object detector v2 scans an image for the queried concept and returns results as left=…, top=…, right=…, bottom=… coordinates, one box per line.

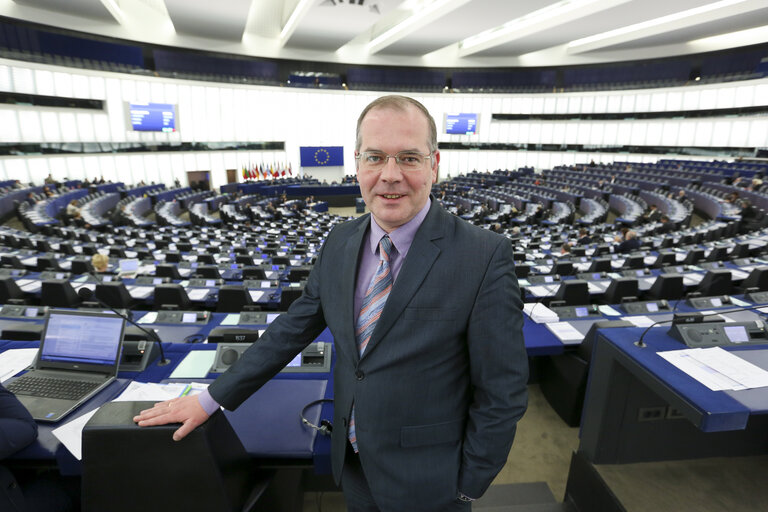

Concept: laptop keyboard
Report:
left=7, top=376, right=102, bottom=400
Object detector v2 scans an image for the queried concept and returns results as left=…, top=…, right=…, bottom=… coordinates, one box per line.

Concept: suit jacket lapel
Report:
left=339, top=216, right=369, bottom=361
left=360, top=202, right=445, bottom=360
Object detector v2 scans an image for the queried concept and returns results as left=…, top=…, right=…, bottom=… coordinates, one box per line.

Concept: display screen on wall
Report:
left=445, top=113, right=478, bottom=134
left=128, top=102, right=177, bottom=132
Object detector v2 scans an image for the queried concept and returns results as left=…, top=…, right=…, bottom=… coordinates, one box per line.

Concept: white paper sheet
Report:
left=546, top=322, right=584, bottom=343
left=0, top=348, right=38, bottom=383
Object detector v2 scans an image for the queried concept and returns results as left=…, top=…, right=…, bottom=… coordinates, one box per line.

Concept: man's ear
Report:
left=431, top=150, right=440, bottom=183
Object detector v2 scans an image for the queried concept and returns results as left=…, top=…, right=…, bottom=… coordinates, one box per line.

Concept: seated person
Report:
left=1, top=383, right=78, bottom=511
left=615, top=230, right=641, bottom=253
left=576, top=228, right=592, bottom=245
left=558, top=242, right=572, bottom=257
left=91, top=253, right=109, bottom=273
left=65, top=200, right=81, bottom=218
left=655, top=215, right=675, bottom=235
left=641, top=204, right=662, bottom=223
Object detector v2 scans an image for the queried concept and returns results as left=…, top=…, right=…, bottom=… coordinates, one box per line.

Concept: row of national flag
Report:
left=242, top=162, right=292, bottom=181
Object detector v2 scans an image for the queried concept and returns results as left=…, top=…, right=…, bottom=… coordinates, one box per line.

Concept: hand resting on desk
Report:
left=133, top=395, right=209, bottom=441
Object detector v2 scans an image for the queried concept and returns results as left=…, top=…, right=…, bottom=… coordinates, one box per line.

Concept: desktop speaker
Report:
left=211, top=342, right=254, bottom=373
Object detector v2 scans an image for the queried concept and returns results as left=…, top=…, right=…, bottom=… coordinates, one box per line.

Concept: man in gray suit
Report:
left=135, top=95, right=528, bottom=511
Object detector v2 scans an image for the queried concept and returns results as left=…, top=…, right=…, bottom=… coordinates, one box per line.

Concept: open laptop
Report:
left=6, top=310, right=126, bottom=422
left=117, top=258, right=140, bottom=279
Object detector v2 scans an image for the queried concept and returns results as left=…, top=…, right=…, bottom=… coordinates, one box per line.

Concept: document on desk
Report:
left=523, top=303, right=559, bottom=323
left=546, top=322, right=585, bottom=344
left=127, top=285, right=154, bottom=299
left=658, top=347, right=768, bottom=391
left=248, top=290, right=265, bottom=302
left=169, top=351, right=216, bottom=378
left=187, top=288, right=211, bottom=301
left=137, top=311, right=158, bottom=324
left=527, top=285, right=554, bottom=298
left=0, top=348, right=38, bottom=383
left=220, top=313, right=240, bottom=325
left=623, top=315, right=656, bottom=328
left=598, top=305, right=622, bottom=316
left=16, top=279, right=41, bottom=292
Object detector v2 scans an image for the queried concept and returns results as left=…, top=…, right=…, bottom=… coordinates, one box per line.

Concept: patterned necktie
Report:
left=348, top=235, right=393, bottom=452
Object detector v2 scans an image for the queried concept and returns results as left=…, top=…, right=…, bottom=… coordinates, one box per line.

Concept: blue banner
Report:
left=300, top=146, right=344, bottom=167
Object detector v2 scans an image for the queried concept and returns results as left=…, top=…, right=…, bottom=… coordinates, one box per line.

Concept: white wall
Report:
left=1, top=59, right=766, bottom=187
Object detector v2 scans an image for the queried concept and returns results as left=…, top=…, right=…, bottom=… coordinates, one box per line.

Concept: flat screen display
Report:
left=128, top=102, right=177, bottom=132
left=445, top=113, right=478, bottom=134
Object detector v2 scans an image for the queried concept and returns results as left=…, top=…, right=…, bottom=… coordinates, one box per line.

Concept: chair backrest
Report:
left=551, top=261, right=574, bottom=276
left=36, top=255, right=61, bottom=272
left=0, top=277, right=24, bottom=303
left=155, top=264, right=182, bottom=280
left=741, top=267, right=768, bottom=292
left=71, top=259, right=95, bottom=275
left=653, top=252, right=677, bottom=268
left=95, top=282, right=133, bottom=309
left=271, top=256, right=291, bottom=266
left=514, top=264, right=531, bottom=278
left=196, top=253, right=216, bottom=265
left=242, top=266, right=267, bottom=280
left=696, top=270, right=732, bottom=296
left=216, top=285, right=254, bottom=313
left=287, top=266, right=311, bottom=283
left=588, top=258, right=612, bottom=273
left=706, top=246, right=729, bottom=262
left=553, top=280, right=590, bottom=306
left=195, top=265, right=221, bottom=279
left=623, top=254, right=645, bottom=269
left=647, top=274, right=684, bottom=300
left=682, top=248, right=704, bottom=265
left=41, top=279, right=81, bottom=307
left=153, top=284, right=191, bottom=310
left=164, top=251, right=182, bottom=263
left=279, top=286, right=303, bottom=310
left=602, top=278, right=639, bottom=304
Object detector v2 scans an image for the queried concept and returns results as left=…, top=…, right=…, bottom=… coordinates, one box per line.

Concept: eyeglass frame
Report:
left=355, top=150, right=435, bottom=172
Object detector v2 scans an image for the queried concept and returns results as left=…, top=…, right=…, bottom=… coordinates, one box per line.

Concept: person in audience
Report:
left=1, top=383, right=77, bottom=511
left=655, top=215, right=675, bottom=234
left=24, top=192, right=36, bottom=206
left=135, top=94, right=528, bottom=511
left=91, top=253, right=109, bottom=273
left=110, top=205, right=127, bottom=227
left=65, top=200, right=81, bottom=218
left=615, top=230, right=641, bottom=253
left=676, top=189, right=687, bottom=202
left=559, top=242, right=572, bottom=257
left=576, top=228, right=592, bottom=245
left=44, top=173, right=55, bottom=185
left=738, top=199, right=760, bottom=234
left=641, top=204, right=662, bottom=223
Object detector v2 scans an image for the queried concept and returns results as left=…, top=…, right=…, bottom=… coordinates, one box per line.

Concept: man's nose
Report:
left=379, top=156, right=402, bottom=181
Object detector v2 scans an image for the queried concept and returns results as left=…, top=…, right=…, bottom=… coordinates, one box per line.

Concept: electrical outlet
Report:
left=638, top=406, right=666, bottom=421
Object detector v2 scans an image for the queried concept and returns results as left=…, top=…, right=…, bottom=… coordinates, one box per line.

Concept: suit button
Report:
left=355, top=370, right=364, bottom=380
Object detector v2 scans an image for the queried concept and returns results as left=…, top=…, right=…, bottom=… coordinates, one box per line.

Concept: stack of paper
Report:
left=523, top=303, right=559, bottom=323
left=658, top=347, right=768, bottom=391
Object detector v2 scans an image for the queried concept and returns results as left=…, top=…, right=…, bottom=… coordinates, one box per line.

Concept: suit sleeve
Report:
left=0, top=384, right=38, bottom=460
left=208, top=234, right=331, bottom=410
left=459, top=237, right=528, bottom=498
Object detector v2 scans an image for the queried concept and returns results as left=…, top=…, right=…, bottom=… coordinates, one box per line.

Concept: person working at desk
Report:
left=1, top=384, right=76, bottom=511
left=135, top=95, right=529, bottom=511
left=91, top=253, right=109, bottom=273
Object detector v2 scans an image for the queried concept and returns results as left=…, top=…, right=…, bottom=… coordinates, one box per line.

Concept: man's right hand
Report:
left=133, top=394, right=210, bottom=441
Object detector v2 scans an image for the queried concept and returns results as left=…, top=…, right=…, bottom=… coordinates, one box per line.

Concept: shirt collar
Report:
left=368, top=198, right=431, bottom=256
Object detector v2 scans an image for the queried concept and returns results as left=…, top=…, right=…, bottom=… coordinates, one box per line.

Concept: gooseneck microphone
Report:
left=77, top=285, right=170, bottom=366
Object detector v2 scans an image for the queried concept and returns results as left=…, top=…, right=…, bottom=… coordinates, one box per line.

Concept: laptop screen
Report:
left=119, top=259, right=140, bottom=272
left=40, top=312, right=124, bottom=366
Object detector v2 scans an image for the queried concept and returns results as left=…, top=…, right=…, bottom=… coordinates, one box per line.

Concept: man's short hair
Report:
left=660, top=215, right=670, bottom=222
left=355, top=95, right=437, bottom=154
left=626, top=231, right=637, bottom=240
left=91, top=253, right=109, bottom=272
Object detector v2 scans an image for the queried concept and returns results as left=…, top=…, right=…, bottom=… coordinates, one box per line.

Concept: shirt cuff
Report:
left=197, top=389, right=221, bottom=416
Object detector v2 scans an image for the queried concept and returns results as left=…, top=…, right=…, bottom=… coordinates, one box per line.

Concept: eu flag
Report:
left=300, top=146, right=344, bottom=167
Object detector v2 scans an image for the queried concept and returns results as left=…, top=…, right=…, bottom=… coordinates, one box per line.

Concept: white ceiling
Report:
left=1, top=0, right=767, bottom=68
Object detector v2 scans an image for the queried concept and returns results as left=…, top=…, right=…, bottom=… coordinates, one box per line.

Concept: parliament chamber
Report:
left=0, top=2, right=767, bottom=511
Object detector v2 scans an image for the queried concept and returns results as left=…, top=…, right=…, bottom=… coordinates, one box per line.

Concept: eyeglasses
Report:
left=355, top=151, right=433, bottom=172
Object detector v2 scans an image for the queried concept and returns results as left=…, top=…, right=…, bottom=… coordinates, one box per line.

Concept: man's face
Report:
left=356, top=105, right=438, bottom=233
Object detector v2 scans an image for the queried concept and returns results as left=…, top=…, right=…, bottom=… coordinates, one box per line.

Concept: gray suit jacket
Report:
left=210, top=200, right=528, bottom=511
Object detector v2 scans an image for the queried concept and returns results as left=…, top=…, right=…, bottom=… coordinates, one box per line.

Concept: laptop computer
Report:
left=117, top=258, right=140, bottom=279
left=6, top=310, right=126, bottom=422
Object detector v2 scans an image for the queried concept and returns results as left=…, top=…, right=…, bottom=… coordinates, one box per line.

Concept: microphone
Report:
left=634, top=302, right=768, bottom=348
left=77, top=285, right=170, bottom=366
